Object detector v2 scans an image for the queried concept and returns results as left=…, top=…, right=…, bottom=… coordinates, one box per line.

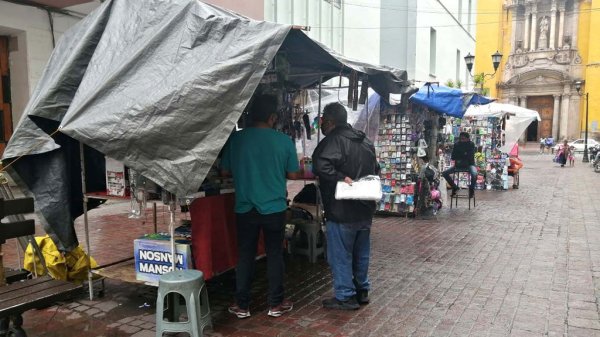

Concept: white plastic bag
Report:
left=335, top=175, right=382, bottom=201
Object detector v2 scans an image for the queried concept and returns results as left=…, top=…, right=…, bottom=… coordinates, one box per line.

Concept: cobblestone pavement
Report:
left=3, top=147, right=600, bottom=337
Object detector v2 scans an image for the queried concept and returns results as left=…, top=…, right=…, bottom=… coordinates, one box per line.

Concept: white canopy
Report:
left=464, top=103, right=541, bottom=154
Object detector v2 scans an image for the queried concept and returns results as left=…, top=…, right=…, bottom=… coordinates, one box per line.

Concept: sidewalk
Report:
left=4, top=148, right=600, bottom=336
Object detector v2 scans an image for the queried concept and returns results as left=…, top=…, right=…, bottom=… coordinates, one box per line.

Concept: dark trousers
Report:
left=235, top=208, right=286, bottom=309
left=442, top=165, right=478, bottom=190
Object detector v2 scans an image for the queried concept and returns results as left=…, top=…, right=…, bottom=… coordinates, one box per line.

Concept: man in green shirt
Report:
left=221, top=94, right=299, bottom=319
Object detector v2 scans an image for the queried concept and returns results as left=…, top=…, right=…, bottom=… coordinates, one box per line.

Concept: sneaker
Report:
left=451, top=187, right=459, bottom=196
left=228, top=304, right=251, bottom=319
left=268, top=299, right=293, bottom=317
left=356, top=290, right=370, bottom=305
left=322, top=297, right=360, bottom=310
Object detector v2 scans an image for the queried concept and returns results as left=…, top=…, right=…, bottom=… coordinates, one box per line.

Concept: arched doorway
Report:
left=526, top=119, right=539, bottom=141
left=526, top=95, right=553, bottom=141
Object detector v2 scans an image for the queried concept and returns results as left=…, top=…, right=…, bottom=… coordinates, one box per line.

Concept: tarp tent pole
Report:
left=317, top=77, right=322, bottom=143
left=365, top=76, right=369, bottom=135
left=169, top=195, right=176, bottom=271
left=79, top=142, right=93, bottom=301
left=316, top=76, right=323, bottom=222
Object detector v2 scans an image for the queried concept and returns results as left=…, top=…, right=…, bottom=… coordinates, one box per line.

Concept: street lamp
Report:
left=464, top=50, right=503, bottom=94
left=574, top=80, right=589, bottom=163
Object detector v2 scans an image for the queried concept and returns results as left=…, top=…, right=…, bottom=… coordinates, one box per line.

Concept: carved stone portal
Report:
left=512, top=54, right=529, bottom=68
left=554, top=51, right=571, bottom=64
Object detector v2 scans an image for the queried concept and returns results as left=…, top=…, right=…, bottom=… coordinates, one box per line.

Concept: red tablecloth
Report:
left=189, top=193, right=264, bottom=280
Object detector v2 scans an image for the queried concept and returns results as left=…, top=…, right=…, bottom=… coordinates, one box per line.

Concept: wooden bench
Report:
left=0, top=197, right=82, bottom=337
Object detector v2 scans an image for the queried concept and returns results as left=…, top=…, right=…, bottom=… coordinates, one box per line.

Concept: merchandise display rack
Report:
left=441, top=116, right=508, bottom=190
left=375, top=103, right=418, bottom=216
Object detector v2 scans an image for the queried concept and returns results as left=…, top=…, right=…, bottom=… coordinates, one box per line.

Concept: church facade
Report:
left=475, top=0, right=600, bottom=141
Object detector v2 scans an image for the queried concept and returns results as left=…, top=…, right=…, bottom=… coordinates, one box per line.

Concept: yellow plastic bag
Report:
left=23, top=235, right=98, bottom=284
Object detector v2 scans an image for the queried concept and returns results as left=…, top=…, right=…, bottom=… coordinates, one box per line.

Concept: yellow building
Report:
left=475, top=0, right=599, bottom=141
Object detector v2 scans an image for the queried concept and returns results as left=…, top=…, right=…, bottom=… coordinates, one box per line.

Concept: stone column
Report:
left=524, top=11, right=531, bottom=50
left=509, top=96, right=518, bottom=106
left=550, top=6, right=557, bottom=49
left=558, top=7, right=565, bottom=48
left=530, top=10, right=537, bottom=51
left=568, top=94, right=582, bottom=139
left=552, top=94, right=560, bottom=139
left=517, top=96, right=528, bottom=143
left=520, top=96, right=528, bottom=108
left=571, top=1, right=580, bottom=47
left=560, top=93, right=570, bottom=140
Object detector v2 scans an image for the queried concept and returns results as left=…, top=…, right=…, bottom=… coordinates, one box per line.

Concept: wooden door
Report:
left=0, top=37, right=12, bottom=156
left=527, top=96, right=553, bottom=140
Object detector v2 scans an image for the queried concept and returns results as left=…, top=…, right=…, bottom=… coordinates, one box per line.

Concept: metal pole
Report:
left=317, top=76, right=322, bottom=223
left=168, top=194, right=177, bottom=271
left=153, top=202, right=158, bottom=233
left=79, top=142, right=93, bottom=300
left=583, top=92, right=590, bottom=162
left=365, top=76, right=369, bottom=134
left=317, top=76, right=322, bottom=143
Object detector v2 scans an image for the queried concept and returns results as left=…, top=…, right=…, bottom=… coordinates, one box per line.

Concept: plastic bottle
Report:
left=305, top=157, right=314, bottom=178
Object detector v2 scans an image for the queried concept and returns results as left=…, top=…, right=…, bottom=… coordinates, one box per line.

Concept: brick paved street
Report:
left=3, top=146, right=600, bottom=336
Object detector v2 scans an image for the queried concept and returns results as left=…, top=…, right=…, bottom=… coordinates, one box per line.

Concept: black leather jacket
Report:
left=312, top=125, right=379, bottom=223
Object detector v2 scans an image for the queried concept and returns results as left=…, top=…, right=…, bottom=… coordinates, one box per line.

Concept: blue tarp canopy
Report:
left=409, top=83, right=494, bottom=118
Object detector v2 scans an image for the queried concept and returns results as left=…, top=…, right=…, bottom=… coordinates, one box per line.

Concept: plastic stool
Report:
left=156, top=270, right=212, bottom=337
left=290, top=219, right=325, bottom=263
left=449, top=170, right=476, bottom=209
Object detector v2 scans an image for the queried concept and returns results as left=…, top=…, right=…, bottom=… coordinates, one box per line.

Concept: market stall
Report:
left=1, top=0, right=411, bottom=297
left=458, top=102, right=540, bottom=190
left=406, top=84, right=493, bottom=215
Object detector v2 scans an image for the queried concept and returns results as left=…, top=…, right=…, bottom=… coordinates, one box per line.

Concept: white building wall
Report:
left=0, top=1, right=98, bottom=129
left=203, top=0, right=264, bottom=20
left=343, top=0, right=381, bottom=65
left=264, top=0, right=375, bottom=64
left=414, top=0, right=476, bottom=89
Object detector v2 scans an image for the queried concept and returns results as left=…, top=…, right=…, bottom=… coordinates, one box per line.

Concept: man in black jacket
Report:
left=312, top=102, right=379, bottom=310
left=442, top=132, right=477, bottom=198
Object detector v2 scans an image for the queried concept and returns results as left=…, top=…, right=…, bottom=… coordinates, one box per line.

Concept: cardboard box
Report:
left=134, top=238, right=192, bottom=285
left=105, top=157, right=126, bottom=196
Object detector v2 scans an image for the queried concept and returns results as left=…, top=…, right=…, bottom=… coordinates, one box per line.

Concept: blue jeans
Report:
left=442, top=165, right=478, bottom=190
left=326, top=220, right=371, bottom=301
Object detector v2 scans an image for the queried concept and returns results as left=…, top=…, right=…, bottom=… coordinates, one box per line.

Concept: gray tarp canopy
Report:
left=3, top=0, right=410, bottom=251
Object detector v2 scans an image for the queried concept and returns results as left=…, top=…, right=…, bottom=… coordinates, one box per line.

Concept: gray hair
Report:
left=322, top=102, right=347, bottom=126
